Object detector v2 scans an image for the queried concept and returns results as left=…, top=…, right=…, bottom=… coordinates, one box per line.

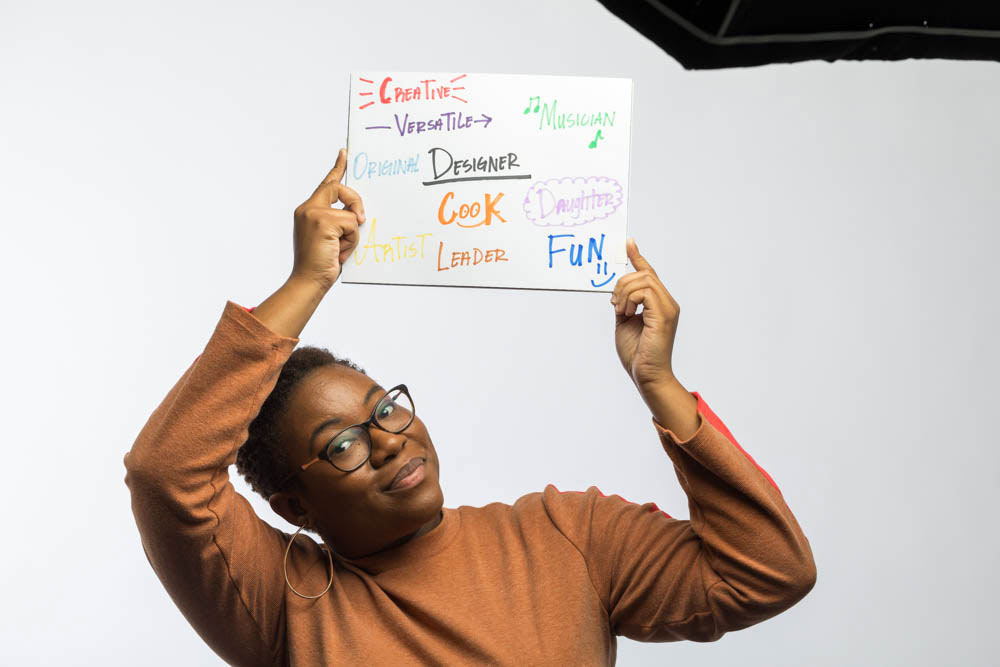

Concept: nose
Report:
left=367, top=427, right=407, bottom=469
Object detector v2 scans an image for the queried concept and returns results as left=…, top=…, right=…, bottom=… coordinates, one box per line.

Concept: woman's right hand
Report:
left=291, top=148, right=366, bottom=292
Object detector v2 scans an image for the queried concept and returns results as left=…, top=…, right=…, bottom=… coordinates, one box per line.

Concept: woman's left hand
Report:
left=612, top=238, right=681, bottom=391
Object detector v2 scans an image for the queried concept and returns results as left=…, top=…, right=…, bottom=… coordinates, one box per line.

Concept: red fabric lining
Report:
left=549, top=391, right=786, bottom=520
left=692, top=391, right=782, bottom=496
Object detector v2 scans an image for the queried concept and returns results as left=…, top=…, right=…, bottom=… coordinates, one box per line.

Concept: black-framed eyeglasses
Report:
left=275, top=384, right=415, bottom=492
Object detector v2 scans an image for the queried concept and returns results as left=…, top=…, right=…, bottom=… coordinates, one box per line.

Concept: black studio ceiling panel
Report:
left=597, top=0, right=1000, bottom=68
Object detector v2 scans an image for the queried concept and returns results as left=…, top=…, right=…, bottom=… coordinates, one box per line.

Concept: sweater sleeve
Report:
left=541, top=392, right=816, bottom=643
left=123, top=301, right=301, bottom=666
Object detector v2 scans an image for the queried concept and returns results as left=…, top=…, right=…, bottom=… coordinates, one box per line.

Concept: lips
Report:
left=387, top=456, right=425, bottom=491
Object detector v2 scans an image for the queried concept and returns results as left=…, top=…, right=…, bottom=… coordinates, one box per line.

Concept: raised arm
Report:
left=541, top=239, right=816, bottom=642
left=123, top=150, right=366, bottom=665
left=543, top=390, right=815, bottom=642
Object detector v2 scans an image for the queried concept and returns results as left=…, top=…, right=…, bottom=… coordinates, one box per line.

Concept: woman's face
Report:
left=277, top=363, right=443, bottom=558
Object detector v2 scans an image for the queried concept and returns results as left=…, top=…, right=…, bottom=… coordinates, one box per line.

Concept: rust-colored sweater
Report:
left=124, top=301, right=816, bottom=666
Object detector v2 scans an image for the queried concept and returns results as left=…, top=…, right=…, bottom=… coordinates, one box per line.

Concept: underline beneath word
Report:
left=422, top=174, right=533, bottom=186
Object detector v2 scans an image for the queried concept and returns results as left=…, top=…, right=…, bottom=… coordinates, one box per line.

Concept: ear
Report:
left=269, top=491, right=309, bottom=527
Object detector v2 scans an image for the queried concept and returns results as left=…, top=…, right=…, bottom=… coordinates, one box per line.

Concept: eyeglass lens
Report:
left=374, top=388, right=413, bottom=432
left=324, top=389, right=414, bottom=471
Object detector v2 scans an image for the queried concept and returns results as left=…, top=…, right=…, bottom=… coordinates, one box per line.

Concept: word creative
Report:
left=355, top=74, right=469, bottom=110
left=376, top=76, right=461, bottom=104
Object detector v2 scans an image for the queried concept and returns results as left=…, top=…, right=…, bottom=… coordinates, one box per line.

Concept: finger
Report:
left=339, top=217, right=361, bottom=265
left=339, top=218, right=359, bottom=254
left=612, top=273, right=653, bottom=315
left=626, top=237, right=657, bottom=276
left=320, top=148, right=349, bottom=187
left=307, top=148, right=348, bottom=206
left=306, top=209, right=358, bottom=264
left=320, top=208, right=359, bottom=244
left=611, top=270, right=645, bottom=302
left=335, top=183, right=366, bottom=224
left=622, top=286, right=654, bottom=318
left=322, top=210, right=358, bottom=268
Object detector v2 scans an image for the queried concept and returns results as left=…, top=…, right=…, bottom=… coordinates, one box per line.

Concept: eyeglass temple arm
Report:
left=275, top=456, right=322, bottom=493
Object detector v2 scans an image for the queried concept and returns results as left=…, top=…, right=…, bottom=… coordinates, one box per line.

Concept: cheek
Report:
left=311, top=478, right=387, bottom=529
left=416, top=427, right=440, bottom=467
left=306, top=468, right=376, bottom=505
left=412, top=418, right=434, bottom=449
left=420, top=433, right=441, bottom=478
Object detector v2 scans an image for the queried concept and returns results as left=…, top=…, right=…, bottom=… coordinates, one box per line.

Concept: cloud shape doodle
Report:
left=522, top=177, right=623, bottom=227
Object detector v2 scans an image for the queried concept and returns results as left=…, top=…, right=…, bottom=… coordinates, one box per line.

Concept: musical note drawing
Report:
left=588, top=130, right=605, bottom=149
left=523, top=95, right=540, bottom=114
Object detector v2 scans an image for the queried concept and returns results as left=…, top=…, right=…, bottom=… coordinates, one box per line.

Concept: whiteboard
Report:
left=342, top=72, right=633, bottom=292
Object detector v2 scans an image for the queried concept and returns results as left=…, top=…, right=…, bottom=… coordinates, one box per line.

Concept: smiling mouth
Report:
left=386, top=457, right=426, bottom=492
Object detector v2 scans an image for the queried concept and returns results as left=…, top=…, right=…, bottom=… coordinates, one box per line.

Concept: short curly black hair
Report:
left=236, top=345, right=365, bottom=505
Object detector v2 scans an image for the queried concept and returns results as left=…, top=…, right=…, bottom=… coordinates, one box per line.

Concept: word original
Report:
left=353, top=219, right=433, bottom=266
left=438, top=191, right=507, bottom=228
left=427, top=147, right=521, bottom=181
left=352, top=152, right=420, bottom=181
left=390, top=112, right=493, bottom=137
left=523, top=177, right=623, bottom=227
left=546, top=232, right=617, bottom=288
left=436, top=242, right=508, bottom=271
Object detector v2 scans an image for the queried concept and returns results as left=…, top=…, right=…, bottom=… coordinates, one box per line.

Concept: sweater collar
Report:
left=331, top=507, right=460, bottom=575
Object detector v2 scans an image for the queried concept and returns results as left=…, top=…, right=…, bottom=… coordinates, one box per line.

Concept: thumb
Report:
left=626, top=237, right=655, bottom=274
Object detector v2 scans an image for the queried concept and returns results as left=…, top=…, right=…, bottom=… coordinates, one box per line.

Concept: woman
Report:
left=125, top=150, right=816, bottom=665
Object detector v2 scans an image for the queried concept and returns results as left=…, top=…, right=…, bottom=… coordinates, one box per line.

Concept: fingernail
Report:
left=358, top=213, right=366, bottom=223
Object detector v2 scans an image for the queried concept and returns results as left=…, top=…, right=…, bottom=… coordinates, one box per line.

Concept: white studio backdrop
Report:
left=1, top=1, right=998, bottom=665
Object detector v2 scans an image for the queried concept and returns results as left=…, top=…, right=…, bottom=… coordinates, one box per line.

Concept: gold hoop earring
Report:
left=283, top=522, right=334, bottom=600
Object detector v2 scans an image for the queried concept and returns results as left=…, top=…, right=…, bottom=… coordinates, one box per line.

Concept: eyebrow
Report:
left=308, top=383, right=385, bottom=451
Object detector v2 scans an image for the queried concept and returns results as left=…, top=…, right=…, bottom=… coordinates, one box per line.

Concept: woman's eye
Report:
left=331, top=439, right=356, bottom=455
left=378, top=401, right=396, bottom=418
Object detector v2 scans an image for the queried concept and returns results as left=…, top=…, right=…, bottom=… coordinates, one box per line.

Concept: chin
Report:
left=415, top=478, right=445, bottom=515
left=405, top=474, right=444, bottom=524
left=414, top=447, right=444, bottom=511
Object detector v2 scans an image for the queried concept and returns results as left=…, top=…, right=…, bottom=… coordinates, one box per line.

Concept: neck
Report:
left=329, top=510, right=444, bottom=560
